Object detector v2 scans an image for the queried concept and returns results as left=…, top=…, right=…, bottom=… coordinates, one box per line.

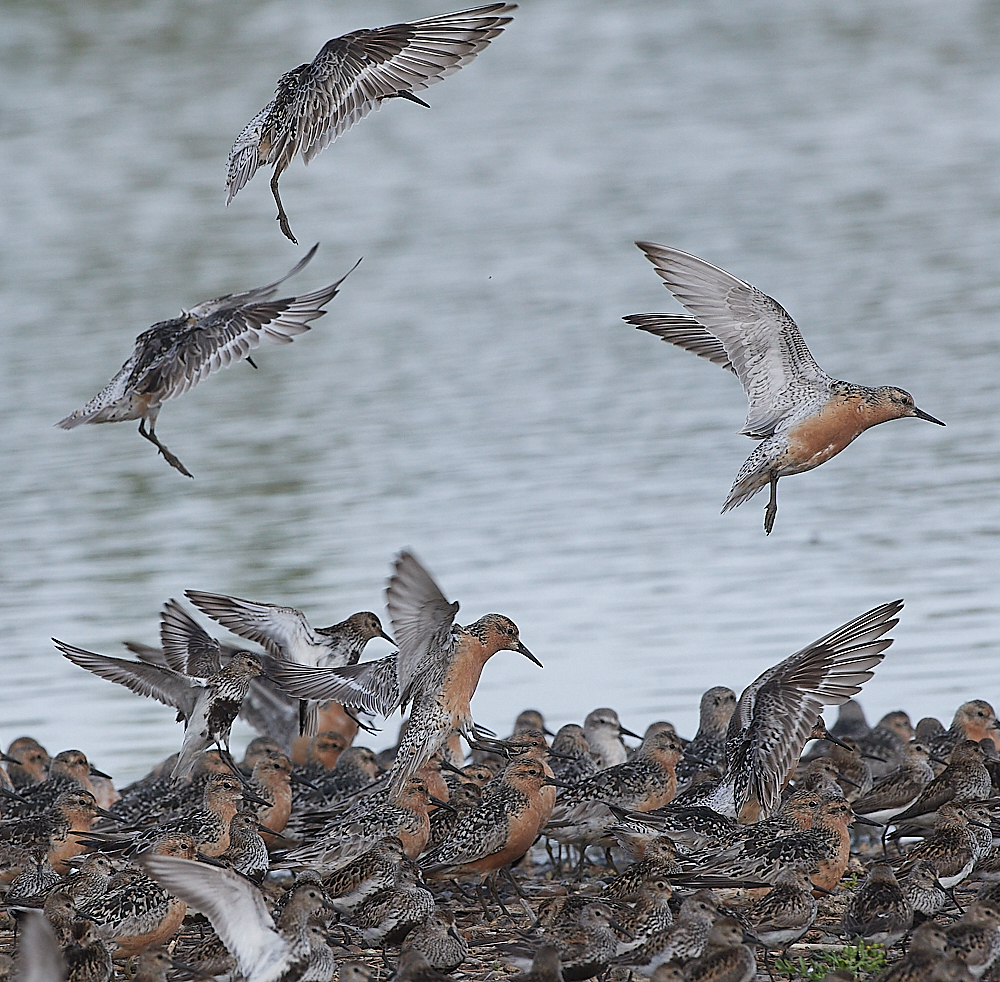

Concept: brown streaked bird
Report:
left=895, top=803, right=987, bottom=890
left=268, top=550, right=541, bottom=798
left=501, top=903, right=624, bottom=982
left=943, top=900, right=1000, bottom=978
left=695, top=601, right=900, bottom=823
left=220, top=812, right=270, bottom=883
left=874, top=921, right=949, bottom=982
left=676, top=687, right=737, bottom=786
left=852, top=742, right=940, bottom=825
left=323, top=837, right=408, bottom=915
left=857, top=711, right=915, bottom=776
left=930, top=702, right=1000, bottom=759
left=616, top=891, right=720, bottom=976
left=840, top=863, right=913, bottom=947
left=245, top=752, right=293, bottom=843
left=55, top=246, right=355, bottom=477
left=548, top=725, right=600, bottom=786
left=903, top=860, right=951, bottom=923
left=626, top=243, right=944, bottom=533
left=5, top=751, right=108, bottom=819
left=389, top=949, right=452, bottom=982
left=187, top=589, right=393, bottom=739
left=339, top=964, right=374, bottom=982
left=280, top=776, right=434, bottom=871
left=226, top=4, right=517, bottom=243
left=403, top=910, right=468, bottom=971
left=605, top=836, right=683, bottom=901
left=62, top=919, right=113, bottom=982
left=344, top=864, right=434, bottom=947
left=680, top=918, right=756, bottom=982
left=544, top=730, right=686, bottom=856
left=745, top=865, right=817, bottom=954
left=5, top=738, right=51, bottom=788
left=615, top=878, right=676, bottom=953
left=889, top=741, right=992, bottom=827
left=509, top=943, right=564, bottom=982
left=421, top=758, right=557, bottom=883
left=303, top=732, right=349, bottom=773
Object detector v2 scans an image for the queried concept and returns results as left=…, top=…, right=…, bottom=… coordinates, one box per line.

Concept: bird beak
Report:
left=438, top=758, right=466, bottom=776
left=428, top=795, right=457, bottom=814
left=610, top=919, right=634, bottom=940
left=515, top=641, right=543, bottom=667
left=823, top=733, right=856, bottom=753
left=448, top=925, right=463, bottom=943
left=258, top=823, right=281, bottom=835
left=0, top=786, right=28, bottom=804
left=89, top=765, right=113, bottom=779
left=543, top=776, right=575, bottom=789
left=929, top=754, right=950, bottom=765
left=242, top=789, right=272, bottom=808
left=811, top=883, right=834, bottom=896
left=0, top=752, right=22, bottom=766
left=852, top=814, right=883, bottom=827
left=290, top=773, right=320, bottom=791
left=838, top=774, right=860, bottom=789
left=545, top=748, right=578, bottom=761
left=542, top=726, right=555, bottom=737
left=379, top=629, right=395, bottom=644
left=861, top=752, right=888, bottom=762
left=618, top=725, right=641, bottom=739
left=913, top=407, right=945, bottom=425
left=95, top=805, right=120, bottom=821
left=968, top=818, right=992, bottom=829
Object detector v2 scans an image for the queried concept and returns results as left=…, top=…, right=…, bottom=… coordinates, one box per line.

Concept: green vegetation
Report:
left=773, top=940, right=887, bottom=979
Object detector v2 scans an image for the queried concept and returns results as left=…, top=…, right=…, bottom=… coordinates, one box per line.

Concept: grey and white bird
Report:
left=226, top=4, right=517, bottom=242
left=56, top=246, right=356, bottom=477
left=53, top=638, right=266, bottom=781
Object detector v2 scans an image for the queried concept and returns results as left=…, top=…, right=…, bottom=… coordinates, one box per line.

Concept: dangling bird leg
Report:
left=764, top=474, right=779, bottom=535
left=270, top=168, right=297, bottom=244
left=138, top=419, right=193, bottom=478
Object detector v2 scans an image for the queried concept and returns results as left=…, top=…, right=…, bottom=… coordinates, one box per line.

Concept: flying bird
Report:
left=625, top=244, right=944, bottom=533
left=56, top=245, right=357, bottom=477
left=227, top=3, right=517, bottom=242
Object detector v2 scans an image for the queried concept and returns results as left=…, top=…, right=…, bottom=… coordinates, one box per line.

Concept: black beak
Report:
left=542, top=726, right=555, bottom=737
left=811, top=883, right=834, bottom=896
left=838, top=774, right=860, bottom=789
left=259, top=823, right=281, bottom=835
left=543, top=776, right=576, bottom=790
left=515, top=641, right=542, bottom=668
left=0, top=786, right=28, bottom=803
left=861, top=752, right=888, bottom=763
left=95, top=805, right=120, bottom=821
left=89, top=765, right=113, bottom=780
left=929, top=754, right=950, bottom=765
left=0, top=753, right=22, bottom=766
left=379, top=630, right=395, bottom=644
left=913, top=407, right=945, bottom=426
left=545, top=748, right=577, bottom=761
left=824, top=732, right=856, bottom=753
left=290, top=773, right=320, bottom=791
left=609, top=919, right=633, bottom=941
left=448, top=926, right=463, bottom=943
left=242, top=789, right=273, bottom=808
left=438, top=758, right=466, bottom=776
left=852, top=814, right=883, bottom=827
left=428, top=795, right=457, bottom=814
left=968, top=818, right=992, bottom=829
left=618, top=725, right=641, bottom=739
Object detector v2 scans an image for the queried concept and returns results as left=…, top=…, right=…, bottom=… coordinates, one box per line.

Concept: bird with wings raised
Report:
left=267, top=550, right=541, bottom=797
left=227, top=3, right=517, bottom=242
left=625, top=244, right=944, bottom=533
left=53, top=623, right=266, bottom=782
left=56, top=245, right=357, bottom=477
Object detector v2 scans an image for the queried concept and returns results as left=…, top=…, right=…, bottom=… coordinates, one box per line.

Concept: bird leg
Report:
left=270, top=169, right=297, bottom=244
left=500, top=867, right=537, bottom=926
left=603, top=847, right=619, bottom=872
left=764, top=475, right=779, bottom=535
left=138, top=419, right=193, bottom=478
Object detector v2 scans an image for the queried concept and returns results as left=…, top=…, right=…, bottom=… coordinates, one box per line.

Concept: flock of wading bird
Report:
left=11, top=2, right=976, bottom=982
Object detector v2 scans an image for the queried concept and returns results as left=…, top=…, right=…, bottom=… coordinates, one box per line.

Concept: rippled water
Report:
left=2, top=0, right=999, bottom=781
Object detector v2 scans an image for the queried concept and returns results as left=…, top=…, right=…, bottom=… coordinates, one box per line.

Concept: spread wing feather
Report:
left=160, top=599, right=223, bottom=678
left=624, top=313, right=735, bottom=374
left=53, top=640, right=200, bottom=718
left=635, top=242, right=831, bottom=438
left=726, top=600, right=902, bottom=820
left=268, top=656, right=399, bottom=718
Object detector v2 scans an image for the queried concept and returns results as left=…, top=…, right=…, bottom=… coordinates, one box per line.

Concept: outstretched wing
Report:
left=288, top=4, right=516, bottom=167
left=130, top=257, right=359, bottom=403
left=53, top=640, right=199, bottom=718
left=623, top=312, right=735, bottom=374
left=17, top=911, right=65, bottom=982
left=386, top=551, right=459, bottom=707
left=726, top=600, right=902, bottom=822
left=139, top=857, right=290, bottom=982
left=635, top=243, right=830, bottom=438
left=269, top=655, right=400, bottom=717
left=160, top=599, right=222, bottom=678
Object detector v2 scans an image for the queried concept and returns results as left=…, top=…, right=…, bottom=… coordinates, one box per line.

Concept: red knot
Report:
left=626, top=243, right=944, bottom=533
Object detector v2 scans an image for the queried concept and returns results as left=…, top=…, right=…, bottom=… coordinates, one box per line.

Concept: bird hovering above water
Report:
left=226, top=4, right=517, bottom=242
left=56, top=245, right=357, bottom=478
left=625, top=243, right=944, bottom=533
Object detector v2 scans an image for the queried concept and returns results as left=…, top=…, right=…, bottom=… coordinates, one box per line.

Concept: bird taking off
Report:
left=226, top=4, right=517, bottom=242
left=625, top=243, right=944, bottom=534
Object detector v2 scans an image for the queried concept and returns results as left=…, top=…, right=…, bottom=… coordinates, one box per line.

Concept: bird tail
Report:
left=722, top=444, right=773, bottom=513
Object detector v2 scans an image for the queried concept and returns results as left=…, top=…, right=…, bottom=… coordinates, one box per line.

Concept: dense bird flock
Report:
left=7, top=3, right=970, bottom=982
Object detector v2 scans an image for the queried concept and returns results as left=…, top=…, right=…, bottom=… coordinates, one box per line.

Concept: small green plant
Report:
left=773, top=940, right=887, bottom=979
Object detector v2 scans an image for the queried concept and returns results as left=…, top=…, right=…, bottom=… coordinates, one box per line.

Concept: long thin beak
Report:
left=516, top=641, right=542, bottom=667
left=89, top=765, right=113, bottom=780
left=838, top=774, right=860, bottom=789
left=543, top=776, right=576, bottom=789
left=428, top=795, right=457, bottom=814
left=545, top=748, right=577, bottom=761
left=824, top=733, right=856, bottom=753
left=968, top=818, right=992, bottom=829
left=290, top=773, right=320, bottom=791
left=913, top=407, right=945, bottom=425
left=861, top=752, right=888, bottom=763
left=542, top=726, right=555, bottom=737
left=619, top=725, right=641, bottom=739
left=0, top=753, right=22, bottom=766
left=610, top=919, right=634, bottom=941
left=438, top=758, right=466, bottom=776
left=929, top=754, right=950, bottom=765
left=242, top=789, right=272, bottom=808
left=379, top=630, right=395, bottom=644
left=853, top=814, right=883, bottom=827
left=0, top=786, right=28, bottom=803
left=95, top=805, right=120, bottom=821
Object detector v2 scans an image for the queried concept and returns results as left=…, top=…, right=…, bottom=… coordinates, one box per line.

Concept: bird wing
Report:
left=726, top=600, right=902, bottom=821
left=635, top=243, right=830, bottom=438
left=385, top=551, right=460, bottom=707
left=17, top=911, right=65, bottom=982
left=53, top=640, right=200, bottom=718
left=268, top=655, right=400, bottom=717
left=623, top=313, right=735, bottom=374
left=422, top=800, right=510, bottom=869
left=284, top=4, right=516, bottom=167
left=139, top=857, right=290, bottom=982
left=186, top=590, right=320, bottom=664
left=129, top=257, right=358, bottom=403
left=160, top=600, right=223, bottom=677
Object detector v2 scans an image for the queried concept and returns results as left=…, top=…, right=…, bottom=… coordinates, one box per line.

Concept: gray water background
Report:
left=2, top=0, right=999, bottom=781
